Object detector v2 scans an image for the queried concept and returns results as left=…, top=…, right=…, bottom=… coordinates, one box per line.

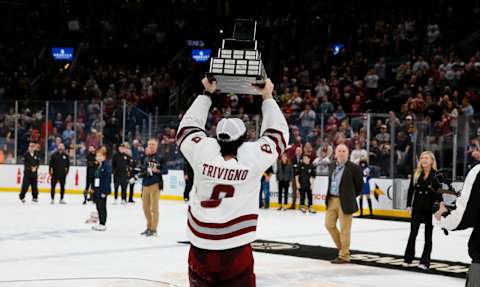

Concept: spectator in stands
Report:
left=54, top=113, right=64, bottom=133
left=350, top=141, right=368, bottom=164
left=62, top=122, right=75, bottom=148
left=318, top=95, right=335, bottom=114
left=375, top=124, right=390, bottom=143
left=412, top=55, right=430, bottom=72
left=299, top=104, right=316, bottom=137
left=374, top=57, right=387, bottom=81
left=313, top=144, right=332, bottom=176
left=315, top=78, right=330, bottom=98
left=365, top=68, right=380, bottom=97
left=461, top=97, right=475, bottom=117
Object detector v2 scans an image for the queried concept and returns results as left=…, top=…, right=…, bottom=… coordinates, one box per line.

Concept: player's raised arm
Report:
left=257, top=79, right=289, bottom=157
left=176, top=77, right=215, bottom=161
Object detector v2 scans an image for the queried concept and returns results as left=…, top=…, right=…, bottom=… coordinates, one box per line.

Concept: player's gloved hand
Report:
left=202, top=76, right=217, bottom=94
left=253, top=78, right=274, bottom=101
left=434, top=202, right=448, bottom=221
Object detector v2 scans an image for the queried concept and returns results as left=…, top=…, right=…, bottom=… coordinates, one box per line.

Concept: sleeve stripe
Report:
left=266, top=135, right=283, bottom=155
left=263, top=129, right=287, bottom=155
left=176, top=126, right=206, bottom=147
left=263, top=128, right=287, bottom=148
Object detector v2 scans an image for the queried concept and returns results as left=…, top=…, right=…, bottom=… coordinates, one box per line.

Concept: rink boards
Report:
left=0, top=164, right=464, bottom=218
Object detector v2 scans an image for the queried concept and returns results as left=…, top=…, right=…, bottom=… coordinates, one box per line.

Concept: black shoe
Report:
left=20, top=198, right=26, bottom=203
left=308, top=206, right=316, bottom=214
left=330, top=257, right=350, bottom=264
left=83, top=200, right=87, bottom=205
left=146, top=230, right=157, bottom=237
left=128, top=199, right=135, bottom=203
left=140, top=229, right=150, bottom=236
left=32, top=198, right=38, bottom=203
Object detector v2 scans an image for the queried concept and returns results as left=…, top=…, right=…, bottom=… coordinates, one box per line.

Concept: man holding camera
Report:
left=435, top=148, right=480, bottom=286
left=140, top=138, right=165, bottom=237
left=84, top=145, right=98, bottom=204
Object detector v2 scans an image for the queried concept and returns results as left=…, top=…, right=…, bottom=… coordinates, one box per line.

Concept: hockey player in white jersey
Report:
left=176, top=76, right=289, bottom=287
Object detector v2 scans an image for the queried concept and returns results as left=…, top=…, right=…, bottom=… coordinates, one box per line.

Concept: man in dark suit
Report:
left=325, top=144, right=363, bottom=264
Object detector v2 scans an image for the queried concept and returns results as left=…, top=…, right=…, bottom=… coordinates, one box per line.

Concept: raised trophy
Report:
left=208, top=19, right=267, bottom=95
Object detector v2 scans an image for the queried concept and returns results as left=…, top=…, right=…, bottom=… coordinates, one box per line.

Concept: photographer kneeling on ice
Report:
left=434, top=150, right=480, bottom=287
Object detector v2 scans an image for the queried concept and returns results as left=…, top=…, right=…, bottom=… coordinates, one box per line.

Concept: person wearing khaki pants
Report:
left=141, top=139, right=165, bottom=237
left=325, top=144, right=363, bottom=264
left=142, top=183, right=160, bottom=233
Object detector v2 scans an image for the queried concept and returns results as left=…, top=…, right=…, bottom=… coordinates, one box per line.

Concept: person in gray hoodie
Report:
left=276, top=153, right=294, bottom=210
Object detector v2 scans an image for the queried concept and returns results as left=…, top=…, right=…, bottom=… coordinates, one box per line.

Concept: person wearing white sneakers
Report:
left=92, top=147, right=112, bottom=231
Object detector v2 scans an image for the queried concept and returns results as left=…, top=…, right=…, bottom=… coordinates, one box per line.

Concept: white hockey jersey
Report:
left=176, top=95, right=289, bottom=250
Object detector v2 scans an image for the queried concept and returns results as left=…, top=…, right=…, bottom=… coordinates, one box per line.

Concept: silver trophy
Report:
left=208, top=19, right=267, bottom=95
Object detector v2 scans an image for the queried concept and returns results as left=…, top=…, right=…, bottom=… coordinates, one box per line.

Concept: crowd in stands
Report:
left=1, top=1, right=480, bottom=179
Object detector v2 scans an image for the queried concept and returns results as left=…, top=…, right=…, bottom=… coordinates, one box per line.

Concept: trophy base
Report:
left=213, top=75, right=264, bottom=95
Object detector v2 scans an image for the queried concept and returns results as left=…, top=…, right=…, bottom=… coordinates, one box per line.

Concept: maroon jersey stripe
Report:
left=188, top=207, right=258, bottom=228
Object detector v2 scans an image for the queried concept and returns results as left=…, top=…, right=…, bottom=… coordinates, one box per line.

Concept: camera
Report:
left=431, top=170, right=460, bottom=215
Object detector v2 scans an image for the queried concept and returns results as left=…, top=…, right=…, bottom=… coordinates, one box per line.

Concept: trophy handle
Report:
left=251, top=76, right=266, bottom=89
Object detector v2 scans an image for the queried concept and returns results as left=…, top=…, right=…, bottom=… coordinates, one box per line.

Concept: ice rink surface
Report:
left=0, top=193, right=472, bottom=287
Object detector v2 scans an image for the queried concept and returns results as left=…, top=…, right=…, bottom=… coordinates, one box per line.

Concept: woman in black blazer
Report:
left=404, top=151, right=442, bottom=269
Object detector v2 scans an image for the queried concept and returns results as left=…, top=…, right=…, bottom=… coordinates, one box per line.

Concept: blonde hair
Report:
left=413, top=151, right=437, bottom=184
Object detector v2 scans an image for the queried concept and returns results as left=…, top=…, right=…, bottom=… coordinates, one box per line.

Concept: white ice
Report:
left=0, top=193, right=471, bottom=287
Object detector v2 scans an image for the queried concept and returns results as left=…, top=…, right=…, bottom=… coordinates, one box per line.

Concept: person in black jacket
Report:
left=124, top=143, right=137, bottom=203
left=19, top=142, right=40, bottom=203
left=141, top=138, right=166, bottom=237
left=112, top=143, right=131, bottom=204
left=92, top=146, right=112, bottom=231
left=49, top=143, right=70, bottom=204
left=325, top=144, right=364, bottom=264
left=276, top=153, right=293, bottom=211
left=295, top=155, right=316, bottom=213
left=434, top=149, right=480, bottom=286
left=404, top=151, right=442, bottom=270
left=289, top=147, right=303, bottom=209
left=84, top=145, right=98, bottom=205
